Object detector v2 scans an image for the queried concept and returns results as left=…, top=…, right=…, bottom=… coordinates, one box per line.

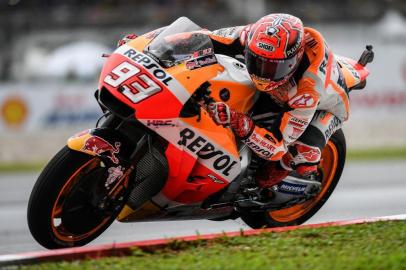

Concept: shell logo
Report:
left=1, top=96, right=28, bottom=128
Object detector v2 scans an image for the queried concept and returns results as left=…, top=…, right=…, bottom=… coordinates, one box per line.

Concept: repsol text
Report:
left=123, top=49, right=173, bottom=86
left=178, top=128, right=238, bottom=177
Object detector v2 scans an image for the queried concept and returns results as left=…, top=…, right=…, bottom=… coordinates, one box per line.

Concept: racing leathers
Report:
left=207, top=25, right=349, bottom=187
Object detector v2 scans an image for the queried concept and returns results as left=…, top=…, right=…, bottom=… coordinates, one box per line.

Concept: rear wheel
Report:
left=241, top=129, right=346, bottom=228
left=27, top=146, right=131, bottom=249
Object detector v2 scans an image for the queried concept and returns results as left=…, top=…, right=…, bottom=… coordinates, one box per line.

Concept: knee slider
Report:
left=291, top=141, right=322, bottom=166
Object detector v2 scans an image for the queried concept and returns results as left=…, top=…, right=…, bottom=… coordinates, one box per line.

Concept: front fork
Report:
left=67, top=112, right=150, bottom=166
left=66, top=116, right=151, bottom=208
left=67, top=127, right=149, bottom=167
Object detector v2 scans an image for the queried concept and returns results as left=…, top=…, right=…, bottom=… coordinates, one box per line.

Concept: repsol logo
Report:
left=178, top=128, right=238, bottom=177
left=123, top=49, right=173, bottom=86
left=246, top=141, right=273, bottom=158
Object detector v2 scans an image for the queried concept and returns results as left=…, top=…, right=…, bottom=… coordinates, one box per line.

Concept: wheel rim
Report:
left=51, top=158, right=117, bottom=244
left=268, top=141, right=339, bottom=223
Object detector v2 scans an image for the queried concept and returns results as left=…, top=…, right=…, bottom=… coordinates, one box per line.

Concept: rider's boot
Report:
left=255, top=153, right=293, bottom=188
left=255, top=143, right=321, bottom=189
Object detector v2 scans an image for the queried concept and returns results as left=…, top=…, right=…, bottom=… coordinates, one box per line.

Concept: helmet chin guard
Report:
left=250, top=74, right=289, bottom=92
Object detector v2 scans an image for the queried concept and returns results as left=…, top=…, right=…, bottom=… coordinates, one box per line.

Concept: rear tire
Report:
left=241, top=129, right=346, bottom=228
left=27, top=146, right=130, bottom=249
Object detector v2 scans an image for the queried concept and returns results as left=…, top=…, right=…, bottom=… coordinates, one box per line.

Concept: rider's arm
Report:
left=208, top=25, right=251, bottom=57
left=209, top=78, right=320, bottom=162
left=209, top=103, right=289, bottom=161
left=243, top=86, right=319, bottom=161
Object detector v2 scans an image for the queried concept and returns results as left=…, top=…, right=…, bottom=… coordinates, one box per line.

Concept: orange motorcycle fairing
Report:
left=134, top=111, right=240, bottom=206
left=98, top=45, right=190, bottom=119
left=336, top=55, right=370, bottom=89
left=209, top=54, right=258, bottom=113
left=97, top=27, right=255, bottom=220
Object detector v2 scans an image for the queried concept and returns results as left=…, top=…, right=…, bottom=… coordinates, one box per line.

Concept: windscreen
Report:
left=145, top=17, right=214, bottom=68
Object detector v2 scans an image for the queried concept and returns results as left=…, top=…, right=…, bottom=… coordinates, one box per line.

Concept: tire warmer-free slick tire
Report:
left=27, top=146, right=129, bottom=249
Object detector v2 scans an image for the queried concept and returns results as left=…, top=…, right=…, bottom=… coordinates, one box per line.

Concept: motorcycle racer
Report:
left=206, top=13, right=350, bottom=189
left=118, top=13, right=350, bottom=189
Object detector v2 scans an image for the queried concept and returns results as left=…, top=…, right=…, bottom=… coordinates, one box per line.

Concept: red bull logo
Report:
left=82, top=136, right=121, bottom=164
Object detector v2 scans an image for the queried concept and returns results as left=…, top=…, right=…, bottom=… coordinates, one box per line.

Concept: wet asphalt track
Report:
left=0, top=160, right=405, bottom=255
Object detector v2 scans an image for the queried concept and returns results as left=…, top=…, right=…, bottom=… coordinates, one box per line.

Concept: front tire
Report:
left=27, top=146, right=130, bottom=249
left=241, top=129, right=346, bottom=228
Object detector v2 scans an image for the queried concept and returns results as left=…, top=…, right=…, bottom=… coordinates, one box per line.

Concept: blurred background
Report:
left=1, top=0, right=406, bottom=164
left=0, top=0, right=406, bottom=256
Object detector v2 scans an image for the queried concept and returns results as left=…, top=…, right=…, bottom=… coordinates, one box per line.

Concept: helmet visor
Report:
left=245, top=49, right=299, bottom=82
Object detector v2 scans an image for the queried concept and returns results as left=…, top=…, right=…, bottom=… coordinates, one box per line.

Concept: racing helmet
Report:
left=245, top=14, right=305, bottom=91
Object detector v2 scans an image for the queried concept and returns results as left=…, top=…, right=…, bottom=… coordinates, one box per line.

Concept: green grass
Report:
left=18, top=221, right=406, bottom=270
left=0, top=162, right=45, bottom=173
left=346, top=147, right=406, bottom=160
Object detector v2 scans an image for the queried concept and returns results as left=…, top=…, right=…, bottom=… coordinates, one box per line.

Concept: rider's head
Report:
left=244, top=14, right=305, bottom=92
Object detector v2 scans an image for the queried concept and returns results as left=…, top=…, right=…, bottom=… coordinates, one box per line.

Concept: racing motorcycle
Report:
left=27, top=17, right=374, bottom=249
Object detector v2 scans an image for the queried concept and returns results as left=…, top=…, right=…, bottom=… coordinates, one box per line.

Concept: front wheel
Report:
left=241, top=129, right=346, bottom=228
left=27, top=146, right=131, bottom=249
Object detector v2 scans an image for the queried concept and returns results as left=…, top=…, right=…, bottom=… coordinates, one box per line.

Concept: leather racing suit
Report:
left=208, top=25, right=350, bottom=186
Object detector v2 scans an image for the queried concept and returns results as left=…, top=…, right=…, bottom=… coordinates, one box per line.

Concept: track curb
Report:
left=1, top=214, right=405, bottom=267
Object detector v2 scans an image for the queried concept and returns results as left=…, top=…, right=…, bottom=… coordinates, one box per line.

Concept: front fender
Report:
left=67, top=128, right=136, bottom=165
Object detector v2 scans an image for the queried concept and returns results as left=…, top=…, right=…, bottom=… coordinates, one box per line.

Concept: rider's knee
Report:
left=280, top=141, right=322, bottom=177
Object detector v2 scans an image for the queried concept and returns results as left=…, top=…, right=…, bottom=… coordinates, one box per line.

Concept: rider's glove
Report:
left=208, top=102, right=230, bottom=125
left=117, top=33, right=138, bottom=47
left=208, top=102, right=254, bottom=138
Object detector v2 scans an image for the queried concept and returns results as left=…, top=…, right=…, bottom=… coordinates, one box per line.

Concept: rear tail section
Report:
left=357, top=45, right=374, bottom=67
left=336, top=45, right=374, bottom=91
